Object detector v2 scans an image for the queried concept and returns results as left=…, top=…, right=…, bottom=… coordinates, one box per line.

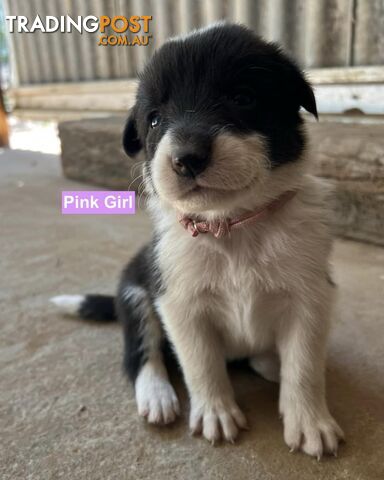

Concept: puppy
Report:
left=52, top=23, right=344, bottom=458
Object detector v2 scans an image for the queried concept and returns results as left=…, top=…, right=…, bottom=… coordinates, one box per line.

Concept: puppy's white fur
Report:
left=135, top=357, right=180, bottom=425
left=145, top=130, right=343, bottom=456
left=50, top=295, right=85, bottom=315
left=152, top=132, right=271, bottom=214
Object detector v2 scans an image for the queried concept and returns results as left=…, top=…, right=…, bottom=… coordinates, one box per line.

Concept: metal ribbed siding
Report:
left=353, top=0, right=384, bottom=66
left=4, top=0, right=384, bottom=85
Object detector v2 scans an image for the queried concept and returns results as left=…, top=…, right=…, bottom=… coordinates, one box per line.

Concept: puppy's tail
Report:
left=50, top=294, right=116, bottom=322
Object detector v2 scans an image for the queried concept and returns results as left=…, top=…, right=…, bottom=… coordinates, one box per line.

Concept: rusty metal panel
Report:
left=28, top=0, right=53, bottom=83
left=230, top=0, right=252, bottom=26
left=42, top=0, right=68, bottom=81
left=12, top=0, right=41, bottom=84
left=201, top=0, right=225, bottom=25
left=353, top=0, right=384, bottom=66
left=75, top=0, right=96, bottom=81
left=89, top=0, right=110, bottom=80
left=278, top=0, right=307, bottom=66
left=4, top=0, right=384, bottom=85
left=177, top=0, right=200, bottom=33
left=228, top=0, right=356, bottom=69
left=59, top=0, right=80, bottom=82
left=252, top=0, right=283, bottom=40
left=4, top=0, right=30, bottom=85
left=304, top=0, right=355, bottom=68
left=113, top=0, right=135, bottom=78
left=153, top=0, right=173, bottom=46
left=130, top=0, right=152, bottom=73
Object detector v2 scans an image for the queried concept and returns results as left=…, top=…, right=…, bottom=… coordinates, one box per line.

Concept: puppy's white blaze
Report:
left=50, top=295, right=85, bottom=315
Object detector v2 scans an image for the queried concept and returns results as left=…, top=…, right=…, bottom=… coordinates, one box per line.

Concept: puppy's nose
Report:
left=171, top=153, right=209, bottom=178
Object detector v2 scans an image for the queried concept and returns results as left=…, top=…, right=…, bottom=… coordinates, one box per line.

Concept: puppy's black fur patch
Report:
left=124, top=23, right=317, bottom=173
left=78, top=294, right=116, bottom=321
left=115, top=241, right=165, bottom=382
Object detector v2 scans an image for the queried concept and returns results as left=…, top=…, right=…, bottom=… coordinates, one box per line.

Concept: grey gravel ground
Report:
left=1, top=149, right=383, bottom=480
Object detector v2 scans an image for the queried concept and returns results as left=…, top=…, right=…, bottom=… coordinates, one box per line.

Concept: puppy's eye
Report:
left=149, top=112, right=161, bottom=129
left=229, top=88, right=254, bottom=107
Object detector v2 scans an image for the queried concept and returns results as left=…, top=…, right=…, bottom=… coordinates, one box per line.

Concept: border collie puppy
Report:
left=52, top=23, right=344, bottom=458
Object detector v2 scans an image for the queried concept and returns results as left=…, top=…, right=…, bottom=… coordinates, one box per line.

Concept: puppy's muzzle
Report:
left=171, top=128, right=212, bottom=178
left=171, top=152, right=209, bottom=178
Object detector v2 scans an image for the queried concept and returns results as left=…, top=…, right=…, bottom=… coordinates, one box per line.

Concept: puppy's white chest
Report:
left=158, top=224, right=294, bottom=359
left=215, top=254, right=279, bottom=358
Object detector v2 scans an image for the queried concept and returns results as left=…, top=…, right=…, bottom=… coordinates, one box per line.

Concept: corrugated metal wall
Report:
left=4, top=0, right=384, bottom=86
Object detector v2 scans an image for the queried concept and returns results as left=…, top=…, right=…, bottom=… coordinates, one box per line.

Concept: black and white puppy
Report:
left=52, top=23, right=344, bottom=458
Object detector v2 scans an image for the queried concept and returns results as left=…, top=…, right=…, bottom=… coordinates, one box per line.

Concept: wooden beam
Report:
left=10, top=80, right=138, bottom=97
left=9, top=68, right=384, bottom=116
left=307, top=66, right=384, bottom=84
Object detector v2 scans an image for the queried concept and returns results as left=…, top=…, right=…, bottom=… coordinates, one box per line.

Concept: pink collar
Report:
left=179, top=190, right=297, bottom=239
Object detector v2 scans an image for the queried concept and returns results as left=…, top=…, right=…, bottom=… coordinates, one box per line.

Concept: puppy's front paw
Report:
left=135, top=365, right=180, bottom=425
left=189, top=397, right=248, bottom=444
left=282, top=405, right=344, bottom=459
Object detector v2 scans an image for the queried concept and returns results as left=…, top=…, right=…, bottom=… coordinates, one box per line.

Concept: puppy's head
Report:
left=123, top=23, right=317, bottom=215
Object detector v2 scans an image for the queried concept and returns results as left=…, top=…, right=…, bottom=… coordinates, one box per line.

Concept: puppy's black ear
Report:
left=298, top=76, right=318, bottom=119
left=276, top=58, right=318, bottom=120
left=123, top=107, right=142, bottom=156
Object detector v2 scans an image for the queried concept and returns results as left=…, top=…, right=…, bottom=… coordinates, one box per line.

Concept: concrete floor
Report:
left=1, top=149, right=383, bottom=480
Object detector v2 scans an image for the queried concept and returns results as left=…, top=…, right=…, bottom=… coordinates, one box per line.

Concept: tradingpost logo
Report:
left=5, top=15, right=153, bottom=47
